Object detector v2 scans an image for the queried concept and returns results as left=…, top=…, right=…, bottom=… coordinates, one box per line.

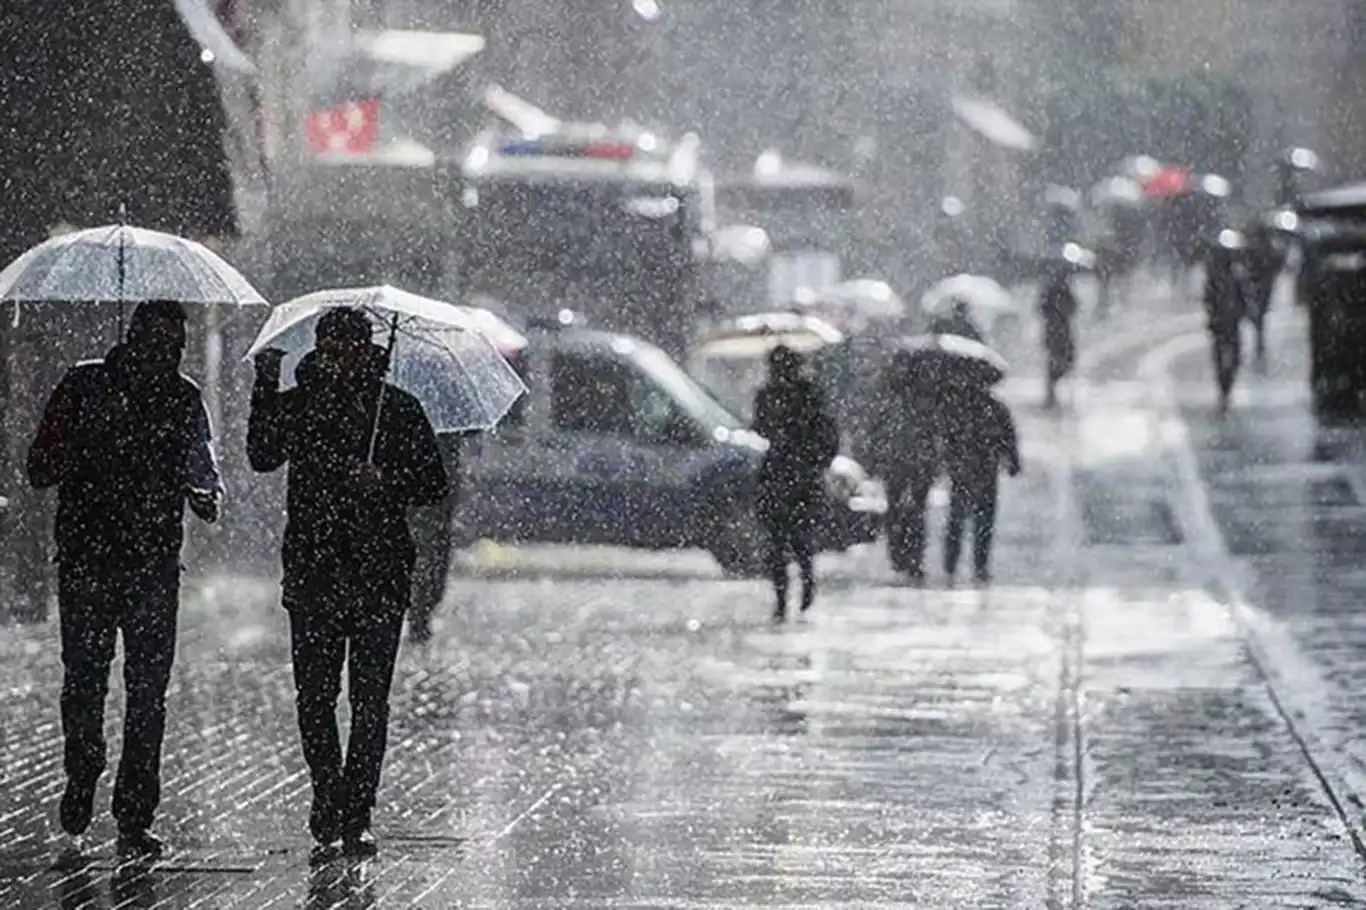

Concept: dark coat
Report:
left=941, top=387, right=1020, bottom=489
left=27, top=344, right=220, bottom=566
left=247, top=349, right=448, bottom=605
left=752, top=377, right=836, bottom=519
left=1039, top=279, right=1077, bottom=381
left=866, top=372, right=942, bottom=484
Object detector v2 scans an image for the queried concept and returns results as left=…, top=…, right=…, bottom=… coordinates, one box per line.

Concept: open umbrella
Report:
left=900, top=333, right=1008, bottom=387
left=0, top=222, right=266, bottom=324
left=919, top=274, right=1016, bottom=320
left=245, top=285, right=527, bottom=442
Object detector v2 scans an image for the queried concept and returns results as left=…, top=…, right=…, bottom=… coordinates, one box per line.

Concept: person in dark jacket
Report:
left=867, top=351, right=942, bottom=581
left=1039, top=269, right=1079, bottom=409
left=27, top=299, right=222, bottom=859
left=1204, top=233, right=1250, bottom=413
left=752, top=346, right=838, bottom=621
left=248, top=308, right=448, bottom=862
left=940, top=383, right=1020, bottom=582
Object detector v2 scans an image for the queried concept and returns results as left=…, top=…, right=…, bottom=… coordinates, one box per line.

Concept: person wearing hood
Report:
left=752, top=346, right=839, bottom=620
left=26, top=299, right=223, bottom=860
left=248, top=308, right=447, bottom=863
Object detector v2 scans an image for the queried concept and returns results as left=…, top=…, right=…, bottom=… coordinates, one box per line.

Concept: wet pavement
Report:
left=2, top=279, right=1365, bottom=907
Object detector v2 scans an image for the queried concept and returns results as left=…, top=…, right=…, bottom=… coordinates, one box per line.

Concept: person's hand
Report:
left=353, top=462, right=385, bottom=493
left=1008, top=461, right=1022, bottom=478
left=187, top=487, right=221, bottom=523
left=254, top=347, right=286, bottom=379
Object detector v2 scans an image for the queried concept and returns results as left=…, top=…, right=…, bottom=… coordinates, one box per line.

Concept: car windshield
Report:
left=632, top=345, right=745, bottom=432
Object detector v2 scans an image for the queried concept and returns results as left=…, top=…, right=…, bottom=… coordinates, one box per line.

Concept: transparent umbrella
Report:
left=0, top=223, right=266, bottom=307
left=920, top=274, right=1016, bottom=320
left=245, top=285, right=528, bottom=437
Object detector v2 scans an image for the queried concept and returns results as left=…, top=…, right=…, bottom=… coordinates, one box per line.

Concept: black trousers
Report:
left=757, top=480, right=819, bottom=606
left=58, top=559, right=180, bottom=832
left=287, top=572, right=406, bottom=839
left=944, top=477, right=999, bottom=576
left=886, top=473, right=934, bottom=575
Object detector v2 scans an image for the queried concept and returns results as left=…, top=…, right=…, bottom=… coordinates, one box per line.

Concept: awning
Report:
left=310, top=30, right=486, bottom=107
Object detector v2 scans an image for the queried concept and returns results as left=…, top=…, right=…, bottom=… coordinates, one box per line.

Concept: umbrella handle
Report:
left=365, top=313, right=400, bottom=463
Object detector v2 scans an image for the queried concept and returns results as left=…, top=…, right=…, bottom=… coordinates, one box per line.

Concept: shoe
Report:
left=116, top=828, right=165, bottom=861
left=974, top=568, right=992, bottom=584
left=59, top=779, right=96, bottom=836
left=342, top=829, right=378, bottom=859
left=309, top=839, right=344, bottom=867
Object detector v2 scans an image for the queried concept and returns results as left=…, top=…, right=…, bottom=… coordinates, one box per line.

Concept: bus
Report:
left=447, top=120, right=714, bottom=358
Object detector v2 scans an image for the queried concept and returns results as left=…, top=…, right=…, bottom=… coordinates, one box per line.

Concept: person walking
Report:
left=1039, top=268, right=1079, bottom=409
left=1203, top=231, right=1250, bottom=413
left=867, top=350, right=942, bottom=581
left=940, top=383, right=1020, bottom=583
left=752, top=346, right=839, bottom=621
left=248, top=308, right=448, bottom=862
left=26, top=299, right=222, bottom=859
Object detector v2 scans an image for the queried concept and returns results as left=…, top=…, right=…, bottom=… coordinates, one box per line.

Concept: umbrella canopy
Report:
left=899, top=333, right=1008, bottom=387
left=246, top=285, right=527, bottom=433
left=0, top=224, right=266, bottom=305
left=919, top=274, right=1016, bottom=319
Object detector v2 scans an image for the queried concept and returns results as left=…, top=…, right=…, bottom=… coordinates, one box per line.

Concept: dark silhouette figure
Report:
left=26, top=300, right=223, bottom=860
left=867, top=351, right=942, bottom=581
left=1241, top=222, right=1284, bottom=364
left=248, top=308, right=448, bottom=862
left=940, top=384, right=1020, bottom=582
left=1204, top=236, right=1249, bottom=412
left=1039, top=271, right=1078, bottom=409
left=752, top=346, right=838, bottom=620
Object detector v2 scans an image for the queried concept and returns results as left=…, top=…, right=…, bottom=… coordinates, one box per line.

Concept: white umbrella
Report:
left=246, top=285, right=527, bottom=437
left=920, top=274, right=1017, bottom=319
left=0, top=223, right=266, bottom=306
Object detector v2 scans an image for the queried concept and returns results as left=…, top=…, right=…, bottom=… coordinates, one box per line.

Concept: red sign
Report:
left=306, top=98, right=380, bottom=155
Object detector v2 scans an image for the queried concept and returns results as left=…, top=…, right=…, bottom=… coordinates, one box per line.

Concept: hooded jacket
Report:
left=247, top=346, right=448, bottom=601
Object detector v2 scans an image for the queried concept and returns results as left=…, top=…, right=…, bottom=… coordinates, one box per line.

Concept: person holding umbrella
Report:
left=26, top=299, right=223, bottom=860
left=245, top=288, right=524, bottom=862
left=248, top=307, right=447, bottom=861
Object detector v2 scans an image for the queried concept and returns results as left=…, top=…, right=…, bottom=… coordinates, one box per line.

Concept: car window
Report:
left=551, top=354, right=636, bottom=436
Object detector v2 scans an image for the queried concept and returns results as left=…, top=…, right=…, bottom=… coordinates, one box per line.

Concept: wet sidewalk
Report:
left=0, top=338, right=1363, bottom=906
left=1165, top=301, right=1366, bottom=864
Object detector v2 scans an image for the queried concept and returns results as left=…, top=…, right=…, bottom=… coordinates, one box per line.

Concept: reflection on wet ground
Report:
left=2, top=303, right=1365, bottom=906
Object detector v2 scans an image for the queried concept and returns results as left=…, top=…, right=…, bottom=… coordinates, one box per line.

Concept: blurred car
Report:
left=444, top=320, right=884, bottom=575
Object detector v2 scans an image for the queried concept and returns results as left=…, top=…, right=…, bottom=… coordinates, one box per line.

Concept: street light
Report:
left=632, top=0, right=661, bottom=21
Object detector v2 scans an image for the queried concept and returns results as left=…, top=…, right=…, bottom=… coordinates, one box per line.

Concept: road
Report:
left=2, top=278, right=1365, bottom=908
